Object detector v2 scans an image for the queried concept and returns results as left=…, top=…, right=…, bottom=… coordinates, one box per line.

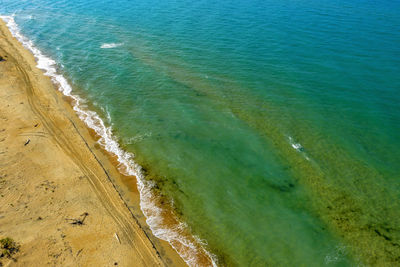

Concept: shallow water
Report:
left=1, top=0, right=400, bottom=265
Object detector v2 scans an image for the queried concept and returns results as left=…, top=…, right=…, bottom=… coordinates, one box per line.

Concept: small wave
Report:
left=288, top=136, right=304, bottom=152
left=288, top=136, right=311, bottom=161
left=0, top=15, right=217, bottom=267
left=123, top=132, right=152, bottom=144
left=100, top=42, right=123, bottom=49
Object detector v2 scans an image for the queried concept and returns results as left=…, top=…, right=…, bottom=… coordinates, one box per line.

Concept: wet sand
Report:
left=0, top=19, right=185, bottom=266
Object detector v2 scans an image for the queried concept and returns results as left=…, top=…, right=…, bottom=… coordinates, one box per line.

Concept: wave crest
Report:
left=100, top=42, right=123, bottom=49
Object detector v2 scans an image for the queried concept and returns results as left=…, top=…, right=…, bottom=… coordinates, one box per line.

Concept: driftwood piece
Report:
left=114, top=233, right=121, bottom=244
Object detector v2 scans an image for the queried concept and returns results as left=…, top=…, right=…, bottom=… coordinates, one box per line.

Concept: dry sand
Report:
left=0, top=19, right=185, bottom=267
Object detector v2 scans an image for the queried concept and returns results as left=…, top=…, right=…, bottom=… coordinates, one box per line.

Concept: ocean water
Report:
left=2, top=0, right=400, bottom=265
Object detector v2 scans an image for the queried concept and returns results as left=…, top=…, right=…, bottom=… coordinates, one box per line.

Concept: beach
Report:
left=0, top=19, right=185, bottom=266
left=1, top=0, right=399, bottom=265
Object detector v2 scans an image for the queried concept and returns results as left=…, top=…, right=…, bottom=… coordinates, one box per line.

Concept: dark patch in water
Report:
left=265, top=177, right=296, bottom=193
left=171, top=179, right=187, bottom=196
left=140, top=165, right=149, bottom=176
left=195, top=92, right=207, bottom=97
left=173, top=132, right=182, bottom=139
left=374, top=229, right=392, bottom=241
left=269, top=182, right=295, bottom=192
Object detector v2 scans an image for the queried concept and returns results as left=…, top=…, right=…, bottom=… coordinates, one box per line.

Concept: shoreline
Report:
left=0, top=17, right=188, bottom=266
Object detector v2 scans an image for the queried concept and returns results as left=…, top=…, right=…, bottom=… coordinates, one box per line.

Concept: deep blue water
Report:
left=1, top=0, right=400, bottom=265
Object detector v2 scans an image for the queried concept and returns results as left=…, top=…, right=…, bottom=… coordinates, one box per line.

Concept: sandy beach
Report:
left=0, top=19, right=185, bottom=266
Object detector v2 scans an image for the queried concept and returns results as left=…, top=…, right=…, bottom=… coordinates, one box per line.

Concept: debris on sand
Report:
left=66, top=212, right=89, bottom=226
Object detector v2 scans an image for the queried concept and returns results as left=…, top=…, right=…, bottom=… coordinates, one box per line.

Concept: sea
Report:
left=1, top=0, right=399, bottom=266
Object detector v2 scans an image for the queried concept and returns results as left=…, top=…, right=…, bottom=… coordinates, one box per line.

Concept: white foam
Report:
left=1, top=15, right=217, bottom=267
left=288, top=136, right=310, bottom=161
left=288, top=136, right=303, bottom=151
left=100, top=42, right=123, bottom=49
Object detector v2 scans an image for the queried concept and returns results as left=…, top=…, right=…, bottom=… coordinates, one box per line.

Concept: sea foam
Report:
left=288, top=136, right=310, bottom=161
left=0, top=15, right=217, bottom=267
left=100, top=42, right=123, bottom=49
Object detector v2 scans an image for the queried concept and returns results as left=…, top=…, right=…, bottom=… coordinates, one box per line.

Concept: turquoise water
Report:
left=2, top=0, right=400, bottom=265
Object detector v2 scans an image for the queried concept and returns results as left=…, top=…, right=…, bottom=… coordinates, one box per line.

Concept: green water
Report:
left=2, top=0, right=400, bottom=265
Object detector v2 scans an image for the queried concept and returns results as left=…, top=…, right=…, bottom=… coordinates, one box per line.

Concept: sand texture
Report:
left=0, top=19, right=185, bottom=267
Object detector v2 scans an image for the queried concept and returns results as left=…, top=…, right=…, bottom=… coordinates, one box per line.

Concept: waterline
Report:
left=1, top=15, right=217, bottom=267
